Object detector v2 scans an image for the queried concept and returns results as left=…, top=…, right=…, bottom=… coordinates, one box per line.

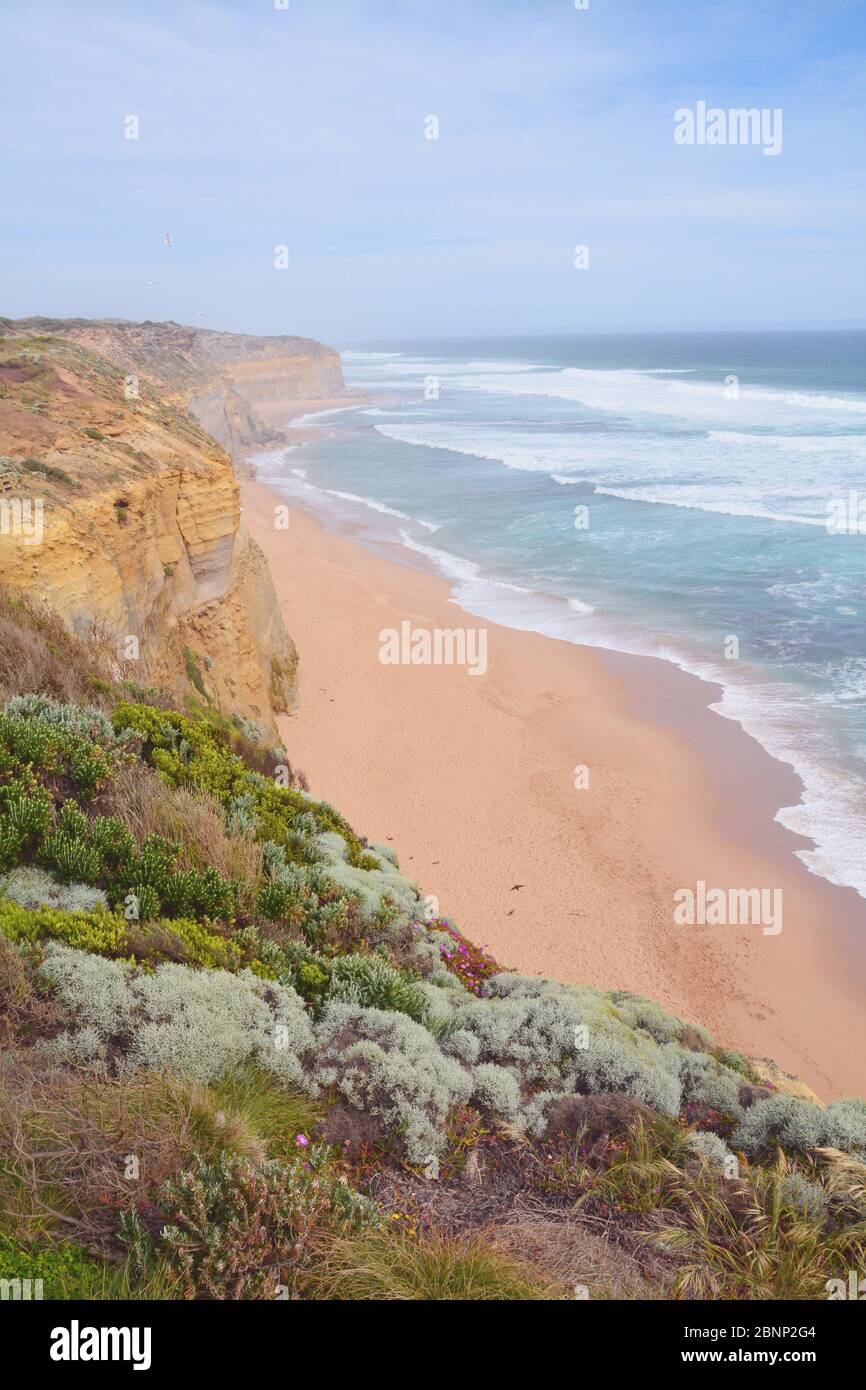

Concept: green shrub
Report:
left=40, top=830, right=101, bottom=884
left=112, top=703, right=371, bottom=864
left=0, top=710, right=122, bottom=801
left=159, top=867, right=235, bottom=922
left=0, top=1233, right=118, bottom=1299
left=0, top=780, right=52, bottom=846
left=0, top=898, right=128, bottom=956
left=125, top=917, right=242, bottom=971
left=0, top=820, right=24, bottom=872
left=0, top=900, right=241, bottom=972
left=278, top=941, right=332, bottom=1006
left=328, top=953, right=429, bottom=1024
left=115, top=884, right=161, bottom=922
left=89, top=816, right=136, bottom=875
left=184, top=648, right=209, bottom=701
left=257, top=879, right=294, bottom=921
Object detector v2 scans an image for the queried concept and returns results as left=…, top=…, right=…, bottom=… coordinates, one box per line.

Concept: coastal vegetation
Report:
left=1, top=587, right=865, bottom=1300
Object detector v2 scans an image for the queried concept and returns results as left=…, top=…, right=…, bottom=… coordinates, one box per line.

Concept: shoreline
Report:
left=239, top=429, right=866, bottom=1101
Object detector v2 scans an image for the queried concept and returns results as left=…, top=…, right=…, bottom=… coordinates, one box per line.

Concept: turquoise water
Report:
left=254, top=333, right=866, bottom=900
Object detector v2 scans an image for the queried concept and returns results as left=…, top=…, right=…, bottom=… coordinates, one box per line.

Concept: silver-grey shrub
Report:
left=448, top=983, right=682, bottom=1116
left=312, top=1001, right=473, bottom=1161
left=316, top=831, right=421, bottom=923
left=40, top=943, right=315, bottom=1087
left=470, top=1062, right=522, bottom=1124
left=608, top=990, right=683, bottom=1044
left=1, top=866, right=108, bottom=913
left=687, top=1130, right=734, bottom=1168
left=732, top=1094, right=866, bottom=1161
left=780, top=1171, right=828, bottom=1220
left=674, top=1051, right=745, bottom=1120
left=40, top=942, right=866, bottom=1167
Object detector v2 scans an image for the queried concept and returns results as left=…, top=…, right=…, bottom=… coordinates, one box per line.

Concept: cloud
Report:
left=1, top=0, right=863, bottom=334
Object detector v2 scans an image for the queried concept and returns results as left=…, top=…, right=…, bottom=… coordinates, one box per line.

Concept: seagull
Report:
left=146, top=280, right=160, bottom=286
left=164, top=232, right=172, bottom=248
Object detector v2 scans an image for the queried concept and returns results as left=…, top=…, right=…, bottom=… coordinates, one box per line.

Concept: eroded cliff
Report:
left=0, top=329, right=297, bottom=735
left=3, top=317, right=345, bottom=468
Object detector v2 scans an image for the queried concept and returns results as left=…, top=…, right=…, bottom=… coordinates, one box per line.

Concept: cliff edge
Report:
left=2, top=317, right=345, bottom=469
left=0, top=324, right=305, bottom=735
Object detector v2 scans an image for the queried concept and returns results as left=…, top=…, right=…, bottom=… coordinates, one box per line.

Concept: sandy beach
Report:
left=240, top=456, right=866, bottom=1101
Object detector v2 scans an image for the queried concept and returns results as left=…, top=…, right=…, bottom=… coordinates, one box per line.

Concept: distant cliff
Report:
left=0, top=325, right=302, bottom=735
left=1, top=318, right=345, bottom=469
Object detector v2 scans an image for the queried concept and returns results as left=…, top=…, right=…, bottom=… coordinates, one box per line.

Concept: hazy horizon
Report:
left=2, top=0, right=865, bottom=340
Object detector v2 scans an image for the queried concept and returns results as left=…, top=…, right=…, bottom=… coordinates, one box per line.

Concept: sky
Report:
left=1, top=0, right=865, bottom=344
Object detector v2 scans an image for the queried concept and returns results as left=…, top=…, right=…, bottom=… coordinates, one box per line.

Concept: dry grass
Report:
left=491, top=1208, right=669, bottom=1299
left=0, top=1057, right=265, bottom=1249
left=815, top=1147, right=866, bottom=1222
left=102, top=762, right=264, bottom=896
left=640, top=1151, right=866, bottom=1299
left=0, top=935, right=67, bottom=1048
left=0, top=587, right=119, bottom=709
left=305, top=1227, right=563, bottom=1301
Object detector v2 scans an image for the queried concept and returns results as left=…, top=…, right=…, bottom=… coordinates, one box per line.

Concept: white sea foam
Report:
left=290, top=405, right=364, bottom=428
left=341, top=350, right=404, bottom=359
left=361, top=407, right=433, bottom=418
left=322, top=489, right=438, bottom=530
left=397, top=531, right=482, bottom=582
left=592, top=486, right=829, bottom=526
left=374, top=418, right=866, bottom=526
left=450, top=364, right=866, bottom=422
left=442, top=570, right=866, bottom=899
left=341, top=350, right=866, bottom=900
left=709, top=430, right=866, bottom=456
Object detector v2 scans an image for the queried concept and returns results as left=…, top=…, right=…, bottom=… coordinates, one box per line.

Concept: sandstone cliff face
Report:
left=0, top=330, right=296, bottom=736
left=3, top=318, right=345, bottom=468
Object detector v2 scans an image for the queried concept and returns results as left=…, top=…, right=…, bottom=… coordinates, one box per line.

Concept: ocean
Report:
left=253, top=332, right=866, bottom=901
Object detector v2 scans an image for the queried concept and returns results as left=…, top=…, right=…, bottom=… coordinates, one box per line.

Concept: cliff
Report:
left=0, top=328, right=297, bottom=735
left=1, top=318, right=345, bottom=469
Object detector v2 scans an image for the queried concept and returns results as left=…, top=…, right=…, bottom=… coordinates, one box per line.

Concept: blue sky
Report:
left=1, top=0, right=865, bottom=342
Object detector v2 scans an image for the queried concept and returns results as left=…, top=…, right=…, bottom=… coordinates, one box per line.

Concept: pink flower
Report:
left=295, top=1133, right=309, bottom=1148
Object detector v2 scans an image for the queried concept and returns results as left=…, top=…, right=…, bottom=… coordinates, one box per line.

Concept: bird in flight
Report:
left=164, top=232, right=172, bottom=248
left=510, top=883, right=525, bottom=891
